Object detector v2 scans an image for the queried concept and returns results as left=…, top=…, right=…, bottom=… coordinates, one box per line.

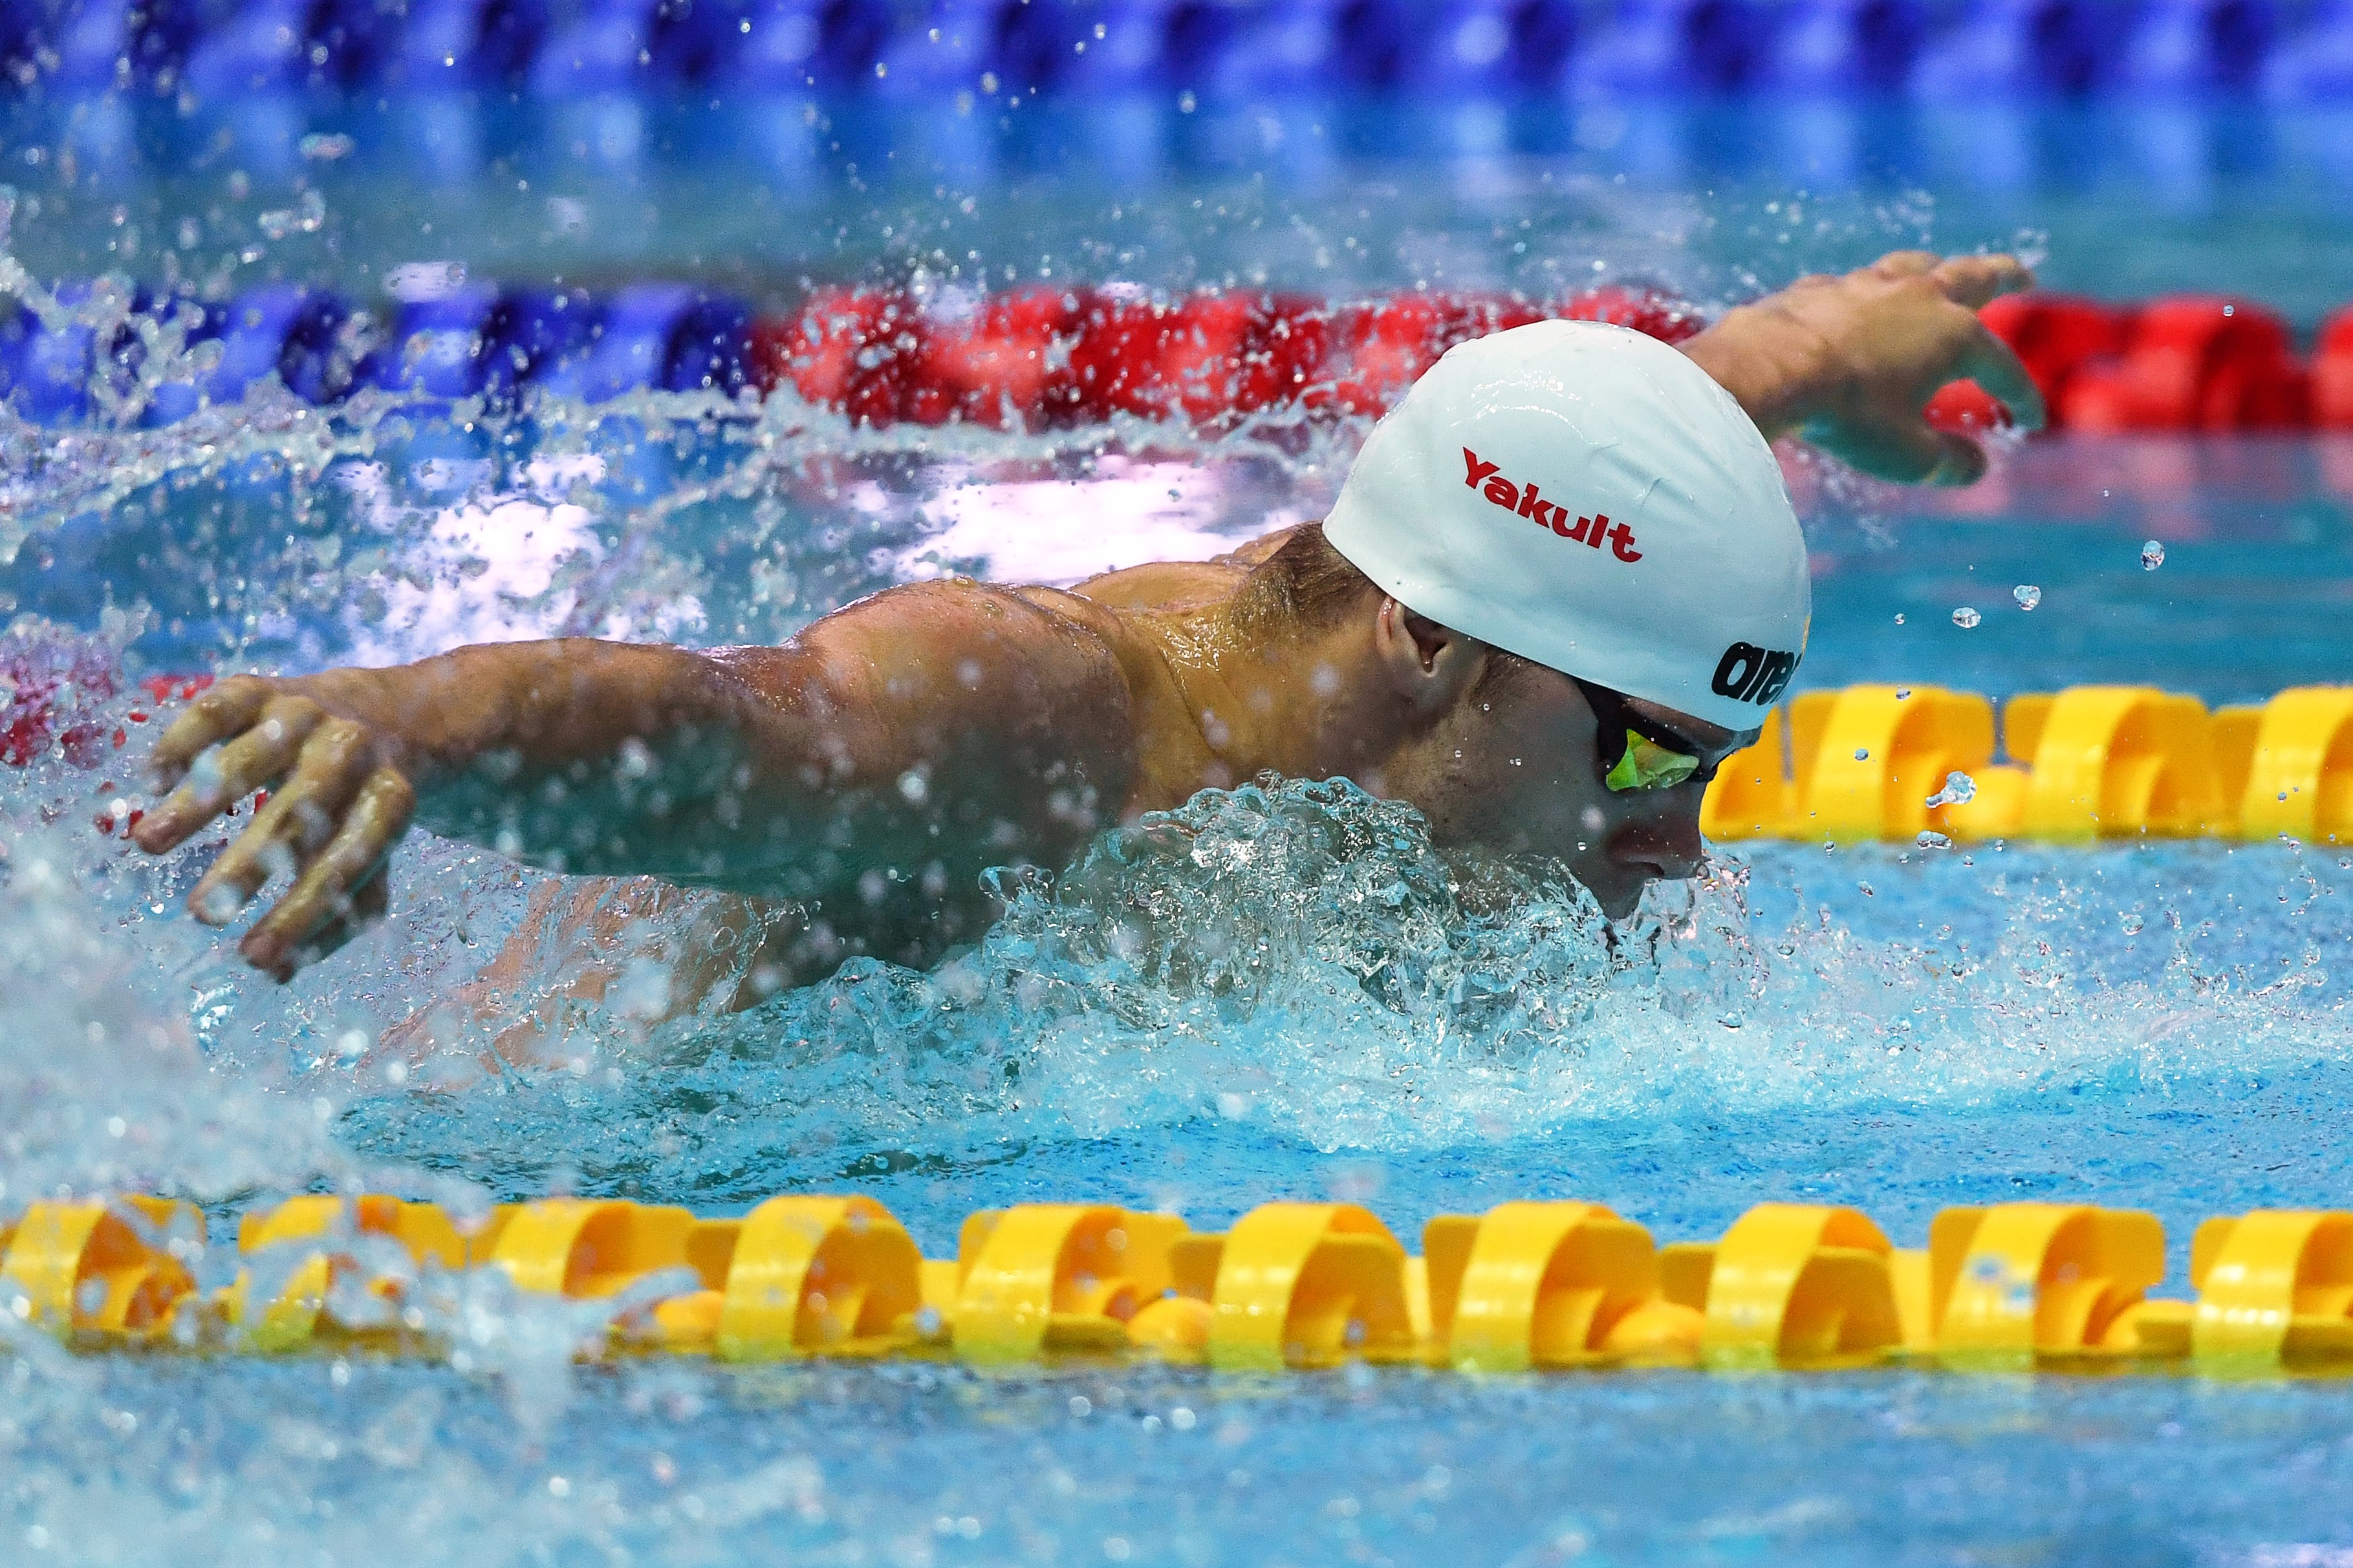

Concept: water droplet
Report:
left=2013, top=585, right=2041, bottom=610
left=1854, top=747, right=1870, bottom=761
left=2120, top=912, right=2145, bottom=935
left=1893, top=612, right=1906, bottom=625
left=2142, top=539, right=2165, bottom=570
left=1917, top=830, right=1953, bottom=848
left=1924, top=770, right=1977, bottom=809
left=1951, top=606, right=1982, bottom=629
left=1719, top=1011, right=1743, bottom=1030
left=1896, top=687, right=1912, bottom=700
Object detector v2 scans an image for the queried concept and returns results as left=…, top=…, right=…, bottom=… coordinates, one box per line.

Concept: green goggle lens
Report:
left=1604, top=732, right=1702, bottom=793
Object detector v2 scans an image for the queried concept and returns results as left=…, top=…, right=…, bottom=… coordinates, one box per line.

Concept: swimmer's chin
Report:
left=1589, top=874, right=1662, bottom=921
left=1596, top=890, right=1644, bottom=921
left=1448, top=848, right=1647, bottom=921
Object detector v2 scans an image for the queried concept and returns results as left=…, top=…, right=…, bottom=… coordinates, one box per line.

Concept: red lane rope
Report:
left=1928, top=294, right=2336, bottom=435
left=749, top=283, right=2353, bottom=435
left=748, top=284, right=1708, bottom=430
left=13, top=275, right=2345, bottom=433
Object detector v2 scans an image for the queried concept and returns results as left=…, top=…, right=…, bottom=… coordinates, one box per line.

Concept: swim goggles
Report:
left=1571, top=676, right=1742, bottom=793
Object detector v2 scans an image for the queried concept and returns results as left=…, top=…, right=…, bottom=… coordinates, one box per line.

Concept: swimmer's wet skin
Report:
left=133, top=252, right=2044, bottom=998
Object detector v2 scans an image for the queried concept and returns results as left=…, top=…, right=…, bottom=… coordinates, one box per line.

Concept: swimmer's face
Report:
left=1408, top=661, right=1748, bottom=919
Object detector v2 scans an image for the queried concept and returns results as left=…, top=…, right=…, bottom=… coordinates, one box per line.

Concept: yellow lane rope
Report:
left=1700, top=683, right=2352, bottom=844
left=7, top=1193, right=2350, bottom=1376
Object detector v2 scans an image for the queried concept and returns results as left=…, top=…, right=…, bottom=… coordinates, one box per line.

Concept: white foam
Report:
left=896, top=460, right=1277, bottom=585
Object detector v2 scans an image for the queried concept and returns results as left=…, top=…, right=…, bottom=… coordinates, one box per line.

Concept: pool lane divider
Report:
left=1700, top=682, right=2353, bottom=846
left=11, top=277, right=2353, bottom=435
left=9, top=1193, right=2353, bottom=1375
left=11, top=0, right=2353, bottom=103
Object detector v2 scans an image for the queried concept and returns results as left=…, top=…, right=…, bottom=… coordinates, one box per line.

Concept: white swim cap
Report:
left=1322, top=319, right=1810, bottom=733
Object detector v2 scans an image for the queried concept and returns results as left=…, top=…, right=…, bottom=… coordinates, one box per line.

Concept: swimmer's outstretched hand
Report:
left=133, top=675, right=414, bottom=980
left=1683, top=250, right=2047, bottom=486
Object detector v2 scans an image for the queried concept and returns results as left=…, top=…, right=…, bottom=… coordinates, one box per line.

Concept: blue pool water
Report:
left=5, top=91, right=2353, bottom=1566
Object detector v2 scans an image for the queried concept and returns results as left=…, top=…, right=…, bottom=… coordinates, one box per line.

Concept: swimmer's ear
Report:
left=1373, top=598, right=1486, bottom=716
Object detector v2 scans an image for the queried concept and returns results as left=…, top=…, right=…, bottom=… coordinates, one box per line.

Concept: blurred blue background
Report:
left=4, top=0, right=2353, bottom=317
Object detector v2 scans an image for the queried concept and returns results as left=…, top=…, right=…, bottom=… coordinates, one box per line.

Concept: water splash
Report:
left=1924, top=771, right=1976, bottom=810
left=0, top=821, right=347, bottom=1209
left=323, top=773, right=2353, bottom=1214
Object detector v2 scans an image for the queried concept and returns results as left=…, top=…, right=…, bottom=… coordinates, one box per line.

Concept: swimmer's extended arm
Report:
left=1680, top=250, right=2048, bottom=486
left=133, top=581, right=1138, bottom=978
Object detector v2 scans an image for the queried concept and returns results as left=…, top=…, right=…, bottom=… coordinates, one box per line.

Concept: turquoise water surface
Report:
left=3, top=92, right=2352, bottom=1567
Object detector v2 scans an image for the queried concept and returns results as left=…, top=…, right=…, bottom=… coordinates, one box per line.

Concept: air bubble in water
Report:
left=1924, top=770, right=1977, bottom=809
left=2142, top=540, right=2165, bottom=570
left=2013, top=585, right=2041, bottom=610
left=1951, top=606, right=1981, bottom=629
left=262, top=191, right=329, bottom=239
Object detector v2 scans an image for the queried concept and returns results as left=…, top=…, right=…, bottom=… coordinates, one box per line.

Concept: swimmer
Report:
left=133, top=251, right=2044, bottom=1038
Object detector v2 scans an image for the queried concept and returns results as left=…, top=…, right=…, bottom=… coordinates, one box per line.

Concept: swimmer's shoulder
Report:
left=1006, top=581, right=1171, bottom=676
left=724, top=577, right=1139, bottom=727
left=1056, top=523, right=1305, bottom=612
left=1007, top=581, right=1206, bottom=733
left=1060, top=559, right=1246, bottom=610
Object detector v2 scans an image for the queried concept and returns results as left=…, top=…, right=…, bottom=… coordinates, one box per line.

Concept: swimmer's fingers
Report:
left=134, top=693, right=324, bottom=854
left=1921, top=257, right=2044, bottom=431
left=143, top=676, right=276, bottom=793
left=257, top=872, right=390, bottom=983
left=1861, top=249, right=2035, bottom=313
left=1955, top=323, right=2049, bottom=433
left=1929, top=253, right=2037, bottom=310
left=184, top=718, right=377, bottom=924
left=1867, top=250, right=1945, bottom=280
left=237, top=766, right=415, bottom=978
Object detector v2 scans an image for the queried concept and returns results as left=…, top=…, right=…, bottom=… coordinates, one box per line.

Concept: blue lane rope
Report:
left=5, top=0, right=2352, bottom=103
